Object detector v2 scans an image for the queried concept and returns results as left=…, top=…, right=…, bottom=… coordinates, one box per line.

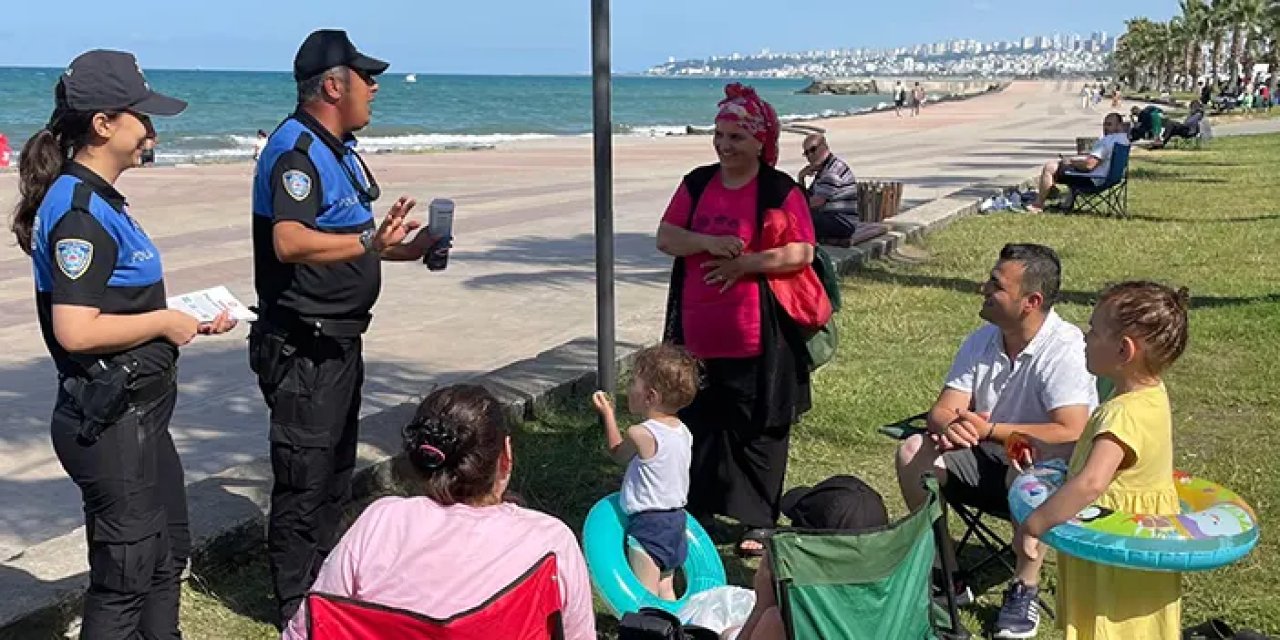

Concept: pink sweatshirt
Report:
left=283, top=496, right=597, bottom=640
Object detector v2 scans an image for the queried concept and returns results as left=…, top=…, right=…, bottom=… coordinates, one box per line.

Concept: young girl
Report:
left=593, top=344, right=699, bottom=600
left=1013, top=281, right=1190, bottom=639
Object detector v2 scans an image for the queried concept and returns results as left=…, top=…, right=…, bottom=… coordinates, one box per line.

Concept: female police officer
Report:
left=9, top=50, right=235, bottom=639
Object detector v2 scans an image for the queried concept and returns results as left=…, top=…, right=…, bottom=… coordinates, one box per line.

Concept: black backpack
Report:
left=618, top=607, right=720, bottom=640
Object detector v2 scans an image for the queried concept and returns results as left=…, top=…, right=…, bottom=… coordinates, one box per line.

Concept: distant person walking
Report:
left=894, top=81, right=907, bottom=117
left=1080, top=84, right=1093, bottom=110
left=911, top=82, right=925, bottom=117
left=252, top=129, right=268, bottom=161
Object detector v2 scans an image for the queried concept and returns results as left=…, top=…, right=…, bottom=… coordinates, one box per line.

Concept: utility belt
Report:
left=254, top=304, right=371, bottom=339
left=59, top=357, right=176, bottom=444
left=248, top=305, right=368, bottom=388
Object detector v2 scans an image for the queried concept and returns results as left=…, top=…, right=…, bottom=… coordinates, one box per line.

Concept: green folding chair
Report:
left=766, top=475, right=970, bottom=640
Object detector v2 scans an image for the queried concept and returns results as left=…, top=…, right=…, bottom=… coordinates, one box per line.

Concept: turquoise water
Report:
left=0, top=69, right=888, bottom=163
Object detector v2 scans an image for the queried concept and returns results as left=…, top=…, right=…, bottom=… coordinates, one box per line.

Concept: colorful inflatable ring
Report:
left=582, top=493, right=727, bottom=617
left=1008, top=460, right=1260, bottom=572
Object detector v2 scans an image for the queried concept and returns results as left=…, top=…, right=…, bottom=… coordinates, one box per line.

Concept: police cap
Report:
left=56, top=50, right=187, bottom=116
left=294, top=29, right=390, bottom=81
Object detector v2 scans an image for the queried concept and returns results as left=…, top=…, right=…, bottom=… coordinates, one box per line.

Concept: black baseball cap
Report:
left=56, top=50, right=187, bottom=116
left=781, top=475, right=889, bottom=531
left=293, top=29, right=389, bottom=81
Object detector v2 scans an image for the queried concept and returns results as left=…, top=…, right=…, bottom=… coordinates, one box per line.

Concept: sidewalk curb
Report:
left=0, top=173, right=1035, bottom=638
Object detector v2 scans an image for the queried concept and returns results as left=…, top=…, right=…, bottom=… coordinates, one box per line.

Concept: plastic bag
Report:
left=677, top=586, right=756, bottom=635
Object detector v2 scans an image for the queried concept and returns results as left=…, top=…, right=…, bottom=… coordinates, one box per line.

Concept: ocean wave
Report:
left=153, top=131, right=564, bottom=163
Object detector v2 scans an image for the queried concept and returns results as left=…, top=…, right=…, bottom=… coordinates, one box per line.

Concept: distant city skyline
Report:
left=650, top=31, right=1119, bottom=79
left=0, top=0, right=1177, bottom=74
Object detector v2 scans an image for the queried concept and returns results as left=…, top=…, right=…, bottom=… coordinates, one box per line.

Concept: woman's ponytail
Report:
left=10, top=109, right=98, bottom=255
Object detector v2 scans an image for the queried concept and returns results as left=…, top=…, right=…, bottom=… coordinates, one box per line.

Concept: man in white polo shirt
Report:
left=895, top=243, right=1096, bottom=638
left=1028, top=112, right=1129, bottom=212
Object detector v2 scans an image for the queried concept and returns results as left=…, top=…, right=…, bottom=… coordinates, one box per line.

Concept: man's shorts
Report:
left=941, top=443, right=1014, bottom=516
left=626, top=509, right=689, bottom=574
left=1054, top=164, right=1101, bottom=189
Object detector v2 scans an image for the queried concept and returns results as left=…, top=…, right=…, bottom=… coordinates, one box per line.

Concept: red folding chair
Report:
left=307, top=552, right=565, bottom=640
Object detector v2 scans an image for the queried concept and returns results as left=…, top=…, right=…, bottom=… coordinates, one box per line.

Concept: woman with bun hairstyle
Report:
left=283, top=384, right=596, bottom=640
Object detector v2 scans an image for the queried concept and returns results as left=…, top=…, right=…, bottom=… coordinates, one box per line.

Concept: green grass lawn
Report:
left=179, top=134, right=1280, bottom=638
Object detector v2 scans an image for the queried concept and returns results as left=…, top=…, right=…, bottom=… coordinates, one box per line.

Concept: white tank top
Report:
left=620, top=419, right=693, bottom=515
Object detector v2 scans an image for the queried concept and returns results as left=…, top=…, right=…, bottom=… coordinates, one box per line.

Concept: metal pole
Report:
left=591, top=0, right=617, bottom=394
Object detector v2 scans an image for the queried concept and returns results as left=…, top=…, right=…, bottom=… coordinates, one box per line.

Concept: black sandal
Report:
left=736, top=528, right=772, bottom=558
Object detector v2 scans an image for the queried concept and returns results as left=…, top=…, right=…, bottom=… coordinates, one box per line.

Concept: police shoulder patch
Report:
left=282, top=169, right=312, bottom=202
left=55, top=238, right=94, bottom=280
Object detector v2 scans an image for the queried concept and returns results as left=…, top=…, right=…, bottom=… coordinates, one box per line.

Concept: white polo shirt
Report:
left=1066, top=132, right=1130, bottom=185
left=944, top=310, right=1098, bottom=425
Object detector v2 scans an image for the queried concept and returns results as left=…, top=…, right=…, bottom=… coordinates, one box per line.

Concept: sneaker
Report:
left=992, top=580, right=1041, bottom=639
left=930, top=568, right=973, bottom=608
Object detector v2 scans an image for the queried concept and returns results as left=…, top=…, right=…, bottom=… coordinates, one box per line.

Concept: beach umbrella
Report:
left=591, top=0, right=617, bottom=395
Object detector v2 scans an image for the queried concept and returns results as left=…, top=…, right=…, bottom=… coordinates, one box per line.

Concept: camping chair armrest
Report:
left=878, top=411, right=930, bottom=440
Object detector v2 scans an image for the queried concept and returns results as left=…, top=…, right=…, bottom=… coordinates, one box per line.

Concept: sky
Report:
left=1, top=0, right=1179, bottom=75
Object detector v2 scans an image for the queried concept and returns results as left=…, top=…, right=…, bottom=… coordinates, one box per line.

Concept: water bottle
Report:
left=424, top=198, right=454, bottom=271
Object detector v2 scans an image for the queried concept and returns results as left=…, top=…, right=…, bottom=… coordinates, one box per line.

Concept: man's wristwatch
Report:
left=358, top=229, right=378, bottom=254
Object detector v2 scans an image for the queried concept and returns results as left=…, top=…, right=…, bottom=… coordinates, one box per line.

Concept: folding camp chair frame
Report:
left=880, top=413, right=1057, bottom=621
left=1072, top=178, right=1129, bottom=218
left=769, top=474, right=970, bottom=640
left=1068, top=143, right=1131, bottom=218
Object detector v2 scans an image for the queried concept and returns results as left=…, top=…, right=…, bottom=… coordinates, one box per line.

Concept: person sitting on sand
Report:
left=796, top=133, right=859, bottom=242
left=1028, top=113, right=1128, bottom=213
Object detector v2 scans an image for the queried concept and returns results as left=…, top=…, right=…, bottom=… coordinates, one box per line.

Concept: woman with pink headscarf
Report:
left=656, top=83, right=817, bottom=556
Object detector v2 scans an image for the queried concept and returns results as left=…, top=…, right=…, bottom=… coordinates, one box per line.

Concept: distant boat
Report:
left=405, top=74, right=418, bottom=84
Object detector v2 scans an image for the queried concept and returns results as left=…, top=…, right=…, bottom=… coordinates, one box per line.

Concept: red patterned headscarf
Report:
left=715, top=82, right=781, bottom=167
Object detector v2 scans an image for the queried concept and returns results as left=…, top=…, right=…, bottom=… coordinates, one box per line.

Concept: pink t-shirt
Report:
left=661, top=173, right=814, bottom=359
left=282, top=496, right=596, bottom=640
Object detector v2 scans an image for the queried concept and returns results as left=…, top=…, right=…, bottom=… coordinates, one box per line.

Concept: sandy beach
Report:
left=0, top=79, right=1103, bottom=559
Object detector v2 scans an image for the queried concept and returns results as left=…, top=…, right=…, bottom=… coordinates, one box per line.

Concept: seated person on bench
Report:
left=797, top=134, right=859, bottom=241
left=1029, top=113, right=1129, bottom=212
left=893, top=244, right=1096, bottom=639
left=1129, top=105, right=1163, bottom=141
left=1153, top=101, right=1205, bottom=148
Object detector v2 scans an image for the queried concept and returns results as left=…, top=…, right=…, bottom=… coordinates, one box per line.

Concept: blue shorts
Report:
left=626, top=509, right=689, bottom=574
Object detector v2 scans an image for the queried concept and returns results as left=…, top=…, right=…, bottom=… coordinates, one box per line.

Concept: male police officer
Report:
left=250, top=29, right=442, bottom=625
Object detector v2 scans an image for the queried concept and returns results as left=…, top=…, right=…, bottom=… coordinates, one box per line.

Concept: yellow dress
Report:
left=1058, top=383, right=1182, bottom=640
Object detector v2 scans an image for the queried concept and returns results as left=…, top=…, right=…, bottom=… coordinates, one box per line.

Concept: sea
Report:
left=0, top=68, right=890, bottom=164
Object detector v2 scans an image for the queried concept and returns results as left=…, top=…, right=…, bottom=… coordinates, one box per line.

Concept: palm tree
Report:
left=1181, top=0, right=1212, bottom=87
left=1116, top=19, right=1173, bottom=90
left=1209, top=0, right=1232, bottom=81
left=1264, top=0, right=1280, bottom=94
left=1227, top=0, right=1264, bottom=80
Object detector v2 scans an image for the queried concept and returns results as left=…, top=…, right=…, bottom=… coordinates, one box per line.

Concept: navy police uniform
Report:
left=33, top=163, right=188, bottom=640
left=250, top=29, right=390, bottom=624
left=27, top=49, right=191, bottom=640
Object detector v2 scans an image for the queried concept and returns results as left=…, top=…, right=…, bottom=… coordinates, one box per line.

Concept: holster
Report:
left=61, top=357, right=140, bottom=444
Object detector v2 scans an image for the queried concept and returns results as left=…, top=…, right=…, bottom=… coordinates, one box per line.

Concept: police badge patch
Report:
left=282, top=169, right=312, bottom=201
left=55, top=239, right=94, bottom=280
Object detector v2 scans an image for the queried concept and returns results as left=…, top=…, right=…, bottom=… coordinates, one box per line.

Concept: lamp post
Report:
left=591, top=0, right=616, bottom=395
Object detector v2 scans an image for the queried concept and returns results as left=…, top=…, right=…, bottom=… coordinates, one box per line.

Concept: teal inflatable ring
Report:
left=582, top=493, right=727, bottom=617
